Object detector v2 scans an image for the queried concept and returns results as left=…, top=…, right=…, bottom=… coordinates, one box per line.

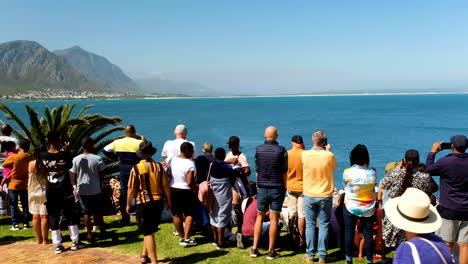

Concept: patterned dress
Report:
left=381, top=168, right=435, bottom=247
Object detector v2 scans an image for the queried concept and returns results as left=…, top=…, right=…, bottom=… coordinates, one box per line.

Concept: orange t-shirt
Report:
left=3, top=153, right=33, bottom=191
left=286, top=146, right=304, bottom=192
left=302, top=149, right=337, bottom=197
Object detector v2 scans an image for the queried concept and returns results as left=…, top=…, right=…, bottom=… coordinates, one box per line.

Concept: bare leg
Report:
left=144, top=233, right=158, bottom=264
left=217, top=227, right=225, bottom=245
left=458, top=242, right=468, bottom=264
left=84, top=214, right=93, bottom=240
left=268, top=212, right=280, bottom=252
left=40, top=215, right=49, bottom=244
left=172, top=215, right=185, bottom=239
left=252, top=212, right=266, bottom=250
left=183, top=216, right=193, bottom=239
left=32, top=215, right=43, bottom=244
left=359, top=238, right=365, bottom=258
left=298, top=218, right=306, bottom=242
left=211, top=225, right=218, bottom=244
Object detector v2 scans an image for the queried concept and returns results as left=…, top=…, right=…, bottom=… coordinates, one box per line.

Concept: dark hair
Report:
left=2, top=141, right=16, bottom=152
left=47, top=130, right=61, bottom=143
left=180, top=142, right=194, bottom=157
left=19, top=140, right=30, bottom=152
left=214, top=148, right=226, bottom=160
left=1, top=124, right=13, bottom=135
left=455, top=145, right=467, bottom=153
left=417, top=163, right=426, bottom=173
left=81, top=137, right=94, bottom=147
left=33, top=145, right=48, bottom=179
left=349, top=144, right=370, bottom=166
left=397, top=150, right=420, bottom=197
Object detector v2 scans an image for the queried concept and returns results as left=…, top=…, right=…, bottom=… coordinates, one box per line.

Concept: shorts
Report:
left=287, top=191, right=305, bottom=219
left=136, top=200, right=164, bottom=236
left=79, top=194, right=103, bottom=215
left=257, top=187, right=285, bottom=213
left=170, top=188, right=195, bottom=216
left=437, top=218, right=468, bottom=243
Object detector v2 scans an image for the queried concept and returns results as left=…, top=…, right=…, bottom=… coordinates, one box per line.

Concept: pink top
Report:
left=2, top=152, right=16, bottom=179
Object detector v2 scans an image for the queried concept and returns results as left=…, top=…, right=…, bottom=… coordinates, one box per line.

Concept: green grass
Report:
left=0, top=216, right=391, bottom=263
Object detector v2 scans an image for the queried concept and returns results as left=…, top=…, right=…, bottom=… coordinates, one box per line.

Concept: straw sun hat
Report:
left=384, top=187, right=442, bottom=234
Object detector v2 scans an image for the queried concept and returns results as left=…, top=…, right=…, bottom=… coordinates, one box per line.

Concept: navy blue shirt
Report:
left=210, top=160, right=235, bottom=180
left=255, top=140, right=288, bottom=189
left=426, top=152, right=468, bottom=213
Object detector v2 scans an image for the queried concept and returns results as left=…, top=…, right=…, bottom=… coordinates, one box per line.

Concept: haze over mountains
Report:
left=0, top=40, right=213, bottom=98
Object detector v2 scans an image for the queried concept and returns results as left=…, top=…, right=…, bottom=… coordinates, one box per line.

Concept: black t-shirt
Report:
left=40, top=151, right=73, bottom=195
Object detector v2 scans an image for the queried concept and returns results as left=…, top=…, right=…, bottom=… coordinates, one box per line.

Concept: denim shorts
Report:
left=257, top=188, right=286, bottom=213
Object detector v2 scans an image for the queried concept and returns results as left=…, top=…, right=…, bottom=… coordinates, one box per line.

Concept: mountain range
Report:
left=0, top=40, right=214, bottom=98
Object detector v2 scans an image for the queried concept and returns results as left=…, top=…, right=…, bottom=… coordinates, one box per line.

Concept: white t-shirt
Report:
left=161, top=138, right=198, bottom=161
left=225, top=152, right=250, bottom=168
left=0, top=136, right=18, bottom=170
left=169, top=156, right=196, bottom=190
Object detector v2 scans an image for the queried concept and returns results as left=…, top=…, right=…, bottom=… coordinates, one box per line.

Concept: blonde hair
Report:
left=312, top=130, right=327, bottom=146
left=202, top=142, right=213, bottom=154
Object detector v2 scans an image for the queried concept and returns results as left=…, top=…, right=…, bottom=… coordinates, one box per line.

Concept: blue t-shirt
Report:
left=394, top=233, right=453, bottom=264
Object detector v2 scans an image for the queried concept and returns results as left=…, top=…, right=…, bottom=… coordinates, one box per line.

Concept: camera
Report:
left=438, top=143, right=452, bottom=151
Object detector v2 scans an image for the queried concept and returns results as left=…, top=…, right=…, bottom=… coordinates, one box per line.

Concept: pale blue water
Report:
left=3, top=94, right=468, bottom=188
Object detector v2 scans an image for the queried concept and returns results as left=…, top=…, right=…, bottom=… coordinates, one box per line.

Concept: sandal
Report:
left=140, top=254, right=150, bottom=264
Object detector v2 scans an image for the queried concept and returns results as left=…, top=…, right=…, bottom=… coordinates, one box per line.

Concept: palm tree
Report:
left=0, top=103, right=124, bottom=157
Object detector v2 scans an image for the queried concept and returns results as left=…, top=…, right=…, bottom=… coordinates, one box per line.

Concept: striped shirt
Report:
left=128, top=160, right=167, bottom=204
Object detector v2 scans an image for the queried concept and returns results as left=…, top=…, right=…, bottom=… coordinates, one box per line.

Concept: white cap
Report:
left=174, top=124, right=187, bottom=134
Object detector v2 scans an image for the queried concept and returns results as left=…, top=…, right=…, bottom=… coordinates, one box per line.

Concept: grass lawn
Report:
left=0, top=216, right=391, bottom=263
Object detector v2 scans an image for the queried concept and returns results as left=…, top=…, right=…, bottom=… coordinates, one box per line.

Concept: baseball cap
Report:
left=228, top=136, right=240, bottom=146
left=450, top=135, right=468, bottom=148
left=405, top=149, right=419, bottom=160
left=174, top=124, right=187, bottom=134
left=291, top=135, right=303, bottom=144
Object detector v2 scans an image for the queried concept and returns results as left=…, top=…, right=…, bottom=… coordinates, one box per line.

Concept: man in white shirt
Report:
left=161, top=124, right=198, bottom=162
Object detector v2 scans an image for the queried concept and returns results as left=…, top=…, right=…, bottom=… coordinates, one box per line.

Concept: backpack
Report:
left=288, top=212, right=301, bottom=248
left=198, top=163, right=214, bottom=209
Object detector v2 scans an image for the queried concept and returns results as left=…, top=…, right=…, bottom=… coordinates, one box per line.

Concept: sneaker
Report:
left=216, top=243, right=228, bottom=250
left=179, top=238, right=187, bottom=246
left=266, top=250, right=280, bottom=260
left=10, top=225, right=20, bottom=231
left=173, top=229, right=179, bottom=236
left=236, top=233, right=245, bottom=249
left=184, top=238, right=197, bottom=246
left=23, top=224, right=31, bottom=230
left=250, top=248, right=260, bottom=258
left=55, top=245, right=64, bottom=254
left=70, top=242, right=85, bottom=251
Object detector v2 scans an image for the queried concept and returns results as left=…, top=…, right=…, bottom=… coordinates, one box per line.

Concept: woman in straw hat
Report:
left=384, top=187, right=453, bottom=264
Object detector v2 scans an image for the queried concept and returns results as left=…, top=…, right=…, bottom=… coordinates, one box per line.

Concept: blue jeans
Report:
left=343, top=206, right=374, bottom=263
left=304, top=196, right=333, bottom=260
left=9, top=189, right=30, bottom=225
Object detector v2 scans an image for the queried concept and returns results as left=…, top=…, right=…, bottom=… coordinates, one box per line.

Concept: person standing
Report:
left=41, top=131, right=80, bottom=254
left=103, top=125, right=143, bottom=225
left=225, top=136, right=251, bottom=248
left=28, top=147, right=49, bottom=244
left=194, top=142, right=215, bottom=184
left=170, top=142, right=198, bottom=247
left=426, top=135, right=468, bottom=264
left=286, top=135, right=306, bottom=247
left=70, top=137, right=106, bottom=242
left=302, top=130, right=337, bottom=264
left=0, top=124, right=18, bottom=180
left=342, top=144, right=377, bottom=264
left=385, top=188, right=453, bottom=264
left=3, top=140, right=33, bottom=230
left=161, top=124, right=198, bottom=162
left=127, top=141, right=171, bottom=264
left=250, top=126, right=288, bottom=260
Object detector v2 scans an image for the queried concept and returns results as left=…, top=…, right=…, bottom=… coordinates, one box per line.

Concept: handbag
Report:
left=198, top=163, right=214, bottom=209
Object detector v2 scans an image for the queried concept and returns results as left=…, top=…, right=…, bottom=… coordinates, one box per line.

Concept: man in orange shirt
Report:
left=302, top=131, right=337, bottom=263
left=3, top=140, right=32, bottom=230
left=286, top=135, right=305, bottom=246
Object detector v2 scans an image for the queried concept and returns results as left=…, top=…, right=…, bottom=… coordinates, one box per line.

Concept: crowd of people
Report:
left=0, top=122, right=467, bottom=264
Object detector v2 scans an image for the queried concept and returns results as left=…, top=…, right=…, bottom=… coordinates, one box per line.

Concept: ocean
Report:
left=3, top=94, right=468, bottom=188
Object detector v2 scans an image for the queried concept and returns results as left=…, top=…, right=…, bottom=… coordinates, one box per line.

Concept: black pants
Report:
left=343, top=206, right=375, bottom=263
left=46, top=193, right=80, bottom=230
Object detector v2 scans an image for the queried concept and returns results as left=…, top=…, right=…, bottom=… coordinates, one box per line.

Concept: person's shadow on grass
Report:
left=169, top=250, right=228, bottom=264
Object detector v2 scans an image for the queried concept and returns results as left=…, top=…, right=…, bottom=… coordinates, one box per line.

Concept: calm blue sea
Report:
left=3, top=94, right=468, bottom=188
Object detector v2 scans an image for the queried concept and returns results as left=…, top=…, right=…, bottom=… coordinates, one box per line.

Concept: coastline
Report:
left=1, top=91, right=468, bottom=103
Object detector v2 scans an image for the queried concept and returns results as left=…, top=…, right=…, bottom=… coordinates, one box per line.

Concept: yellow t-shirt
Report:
left=286, top=146, right=304, bottom=192
left=302, top=149, right=337, bottom=197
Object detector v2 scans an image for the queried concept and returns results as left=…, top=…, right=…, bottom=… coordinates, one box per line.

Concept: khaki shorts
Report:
left=287, top=191, right=305, bottom=219
left=437, top=218, right=468, bottom=243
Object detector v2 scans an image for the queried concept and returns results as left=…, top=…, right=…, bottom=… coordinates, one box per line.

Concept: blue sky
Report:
left=2, top=1, right=468, bottom=94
